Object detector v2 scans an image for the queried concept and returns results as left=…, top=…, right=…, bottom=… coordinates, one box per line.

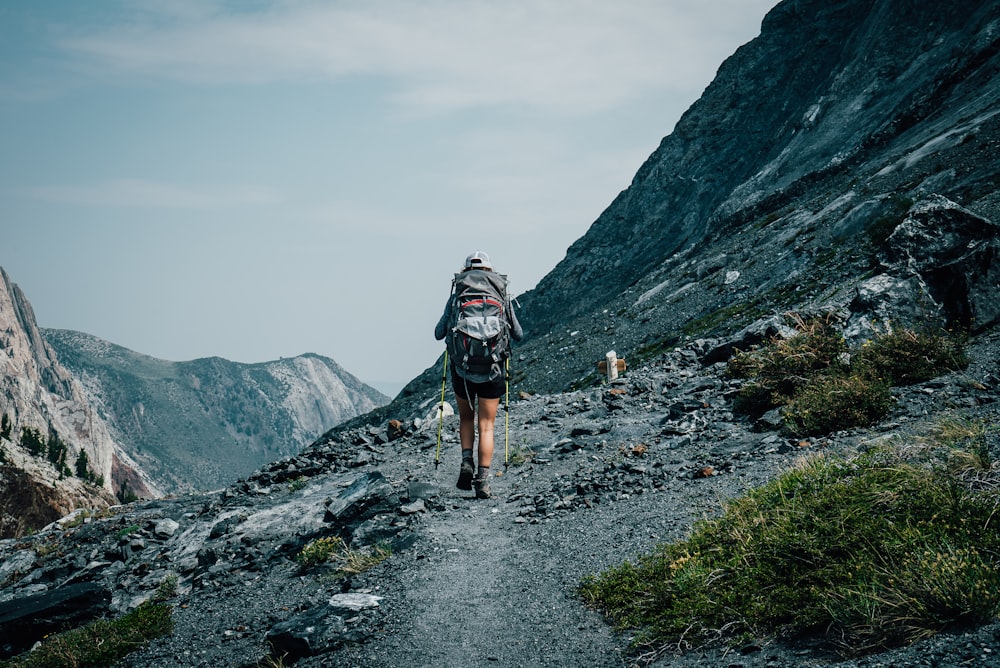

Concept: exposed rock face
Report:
left=42, top=330, right=389, bottom=494
left=0, top=269, right=153, bottom=536
left=503, top=0, right=998, bottom=397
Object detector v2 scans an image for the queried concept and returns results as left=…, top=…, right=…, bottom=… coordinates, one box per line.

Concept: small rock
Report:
left=153, top=518, right=179, bottom=539
left=400, top=499, right=426, bottom=515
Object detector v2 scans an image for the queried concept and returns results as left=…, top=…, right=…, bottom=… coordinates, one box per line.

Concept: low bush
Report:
left=296, top=536, right=344, bottom=568
left=783, top=372, right=893, bottom=436
left=579, top=438, right=1000, bottom=661
left=855, top=327, right=968, bottom=385
left=728, top=316, right=968, bottom=436
left=728, top=314, right=847, bottom=414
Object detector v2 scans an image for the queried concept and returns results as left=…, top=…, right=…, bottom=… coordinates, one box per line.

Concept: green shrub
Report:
left=729, top=316, right=968, bottom=436
left=855, top=327, right=968, bottom=385
left=287, top=476, right=308, bottom=492
left=729, top=315, right=847, bottom=415
left=579, top=441, right=1000, bottom=659
left=783, top=372, right=893, bottom=436
left=115, top=523, right=141, bottom=540
left=296, top=536, right=344, bottom=568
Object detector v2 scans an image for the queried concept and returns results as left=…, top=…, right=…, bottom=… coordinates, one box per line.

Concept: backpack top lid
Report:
left=464, top=250, right=492, bottom=271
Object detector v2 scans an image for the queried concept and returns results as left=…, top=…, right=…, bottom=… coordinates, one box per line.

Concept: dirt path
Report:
left=318, top=433, right=750, bottom=668
left=327, top=472, right=632, bottom=667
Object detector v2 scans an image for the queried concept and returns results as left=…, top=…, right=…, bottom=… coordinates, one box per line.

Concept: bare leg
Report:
left=455, top=397, right=476, bottom=491
left=476, top=397, right=500, bottom=469
left=456, top=397, right=476, bottom=456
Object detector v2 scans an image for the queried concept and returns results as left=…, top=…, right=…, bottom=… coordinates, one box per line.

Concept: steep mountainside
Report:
left=513, top=0, right=999, bottom=391
left=43, top=329, right=389, bottom=494
left=0, top=268, right=154, bottom=538
left=377, top=0, right=999, bottom=420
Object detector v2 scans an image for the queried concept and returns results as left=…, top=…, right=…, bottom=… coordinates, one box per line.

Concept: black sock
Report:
left=462, top=450, right=474, bottom=463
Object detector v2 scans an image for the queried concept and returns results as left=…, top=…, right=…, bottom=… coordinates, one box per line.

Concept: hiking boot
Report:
left=474, top=477, right=491, bottom=499
left=457, top=459, right=475, bottom=491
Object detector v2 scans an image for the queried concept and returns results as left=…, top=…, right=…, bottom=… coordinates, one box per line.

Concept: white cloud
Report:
left=53, top=0, right=770, bottom=115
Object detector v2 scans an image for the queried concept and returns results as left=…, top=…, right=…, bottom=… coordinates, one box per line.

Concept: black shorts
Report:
left=451, top=367, right=505, bottom=401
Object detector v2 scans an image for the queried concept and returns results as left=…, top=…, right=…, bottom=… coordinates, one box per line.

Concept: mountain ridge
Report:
left=42, top=327, right=389, bottom=494
left=1, top=265, right=389, bottom=537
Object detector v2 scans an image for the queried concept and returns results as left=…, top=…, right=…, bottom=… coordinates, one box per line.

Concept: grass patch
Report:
left=682, top=300, right=765, bottom=339
left=579, top=437, right=1000, bottom=661
left=634, top=334, right=681, bottom=366
left=115, top=523, right=141, bottom=540
left=506, top=444, right=536, bottom=467
left=296, top=536, right=391, bottom=575
left=0, top=601, right=174, bottom=668
left=728, top=316, right=968, bottom=436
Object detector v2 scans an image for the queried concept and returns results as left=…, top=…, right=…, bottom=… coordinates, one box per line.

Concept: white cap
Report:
left=464, top=250, right=492, bottom=270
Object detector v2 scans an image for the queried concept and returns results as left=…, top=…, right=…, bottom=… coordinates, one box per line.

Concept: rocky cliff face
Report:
left=42, top=330, right=389, bottom=494
left=501, top=0, right=1000, bottom=395
left=0, top=268, right=154, bottom=537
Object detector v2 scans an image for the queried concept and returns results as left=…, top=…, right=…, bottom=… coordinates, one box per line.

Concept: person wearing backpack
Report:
left=434, top=251, right=523, bottom=499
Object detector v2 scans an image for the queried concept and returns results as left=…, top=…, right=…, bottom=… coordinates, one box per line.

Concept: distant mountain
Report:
left=43, top=329, right=389, bottom=494
left=0, top=264, right=389, bottom=536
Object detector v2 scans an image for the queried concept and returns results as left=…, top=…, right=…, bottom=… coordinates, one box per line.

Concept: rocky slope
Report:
left=1, top=0, right=999, bottom=666
left=43, top=329, right=389, bottom=494
left=0, top=268, right=154, bottom=538
left=1, top=318, right=997, bottom=667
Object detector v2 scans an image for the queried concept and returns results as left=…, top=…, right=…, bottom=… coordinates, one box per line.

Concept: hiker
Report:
left=434, top=251, right=523, bottom=499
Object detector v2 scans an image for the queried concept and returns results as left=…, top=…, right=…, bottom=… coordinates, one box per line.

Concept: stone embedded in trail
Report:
left=266, top=593, right=383, bottom=659
left=400, top=499, right=426, bottom=515
left=324, top=471, right=394, bottom=525
left=153, top=518, right=179, bottom=539
left=406, top=480, right=439, bottom=502
left=328, top=592, right=383, bottom=613
left=266, top=605, right=349, bottom=659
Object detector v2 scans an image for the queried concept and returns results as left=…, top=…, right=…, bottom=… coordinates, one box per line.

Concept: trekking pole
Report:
left=504, top=357, right=510, bottom=469
left=435, top=350, right=448, bottom=470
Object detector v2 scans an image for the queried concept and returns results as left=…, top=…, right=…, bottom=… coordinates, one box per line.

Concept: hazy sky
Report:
left=1, top=0, right=776, bottom=396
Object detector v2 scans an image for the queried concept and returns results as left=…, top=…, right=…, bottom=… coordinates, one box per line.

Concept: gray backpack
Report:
left=446, top=270, right=511, bottom=381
